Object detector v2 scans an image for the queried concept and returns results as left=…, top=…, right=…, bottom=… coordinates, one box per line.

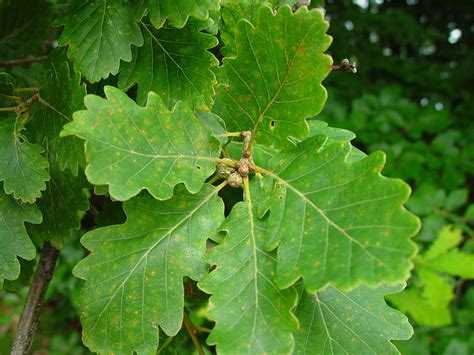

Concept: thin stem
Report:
left=218, top=132, right=242, bottom=137
left=157, top=336, right=175, bottom=354
left=183, top=313, right=205, bottom=355
left=11, top=242, right=60, bottom=354
left=214, top=157, right=237, bottom=168
left=0, top=56, right=47, bottom=67
left=215, top=179, right=228, bottom=192
left=243, top=176, right=251, bottom=204
left=0, top=107, right=16, bottom=112
left=195, top=326, right=212, bottom=333
left=221, top=145, right=230, bottom=158
left=15, top=87, right=40, bottom=93
left=433, top=208, right=474, bottom=236
left=207, top=174, right=221, bottom=185
left=0, top=93, right=21, bottom=100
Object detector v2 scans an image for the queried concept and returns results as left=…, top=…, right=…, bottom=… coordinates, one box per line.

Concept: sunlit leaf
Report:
left=213, top=5, right=332, bottom=149
left=61, top=86, right=221, bottom=201
left=263, top=136, right=419, bottom=291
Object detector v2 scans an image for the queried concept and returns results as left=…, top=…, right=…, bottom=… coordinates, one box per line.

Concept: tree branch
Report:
left=183, top=313, right=205, bottom=355
left=0, top=56, right=47, bottom=67
left=11, top=242, right=60, bottom=355
left=331, top=59, right=357, bottom=73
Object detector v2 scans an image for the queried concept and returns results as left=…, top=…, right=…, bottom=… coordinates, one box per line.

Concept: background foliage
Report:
left=0, top=0, right=473, bottom=354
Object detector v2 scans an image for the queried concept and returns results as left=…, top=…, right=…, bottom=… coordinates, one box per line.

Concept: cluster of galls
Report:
left=216, top=131, right=256, bottom=188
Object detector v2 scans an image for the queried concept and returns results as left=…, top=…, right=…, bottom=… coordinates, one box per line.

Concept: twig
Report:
left=15, top=87, right=40, bottom=93
left=331, top=59, right=357, bottom=73
left=0, top=56, right=47, bottom=67
left=11, top=242, right=60, bottom=355
left=157, top=336, right=175, bottom=354
left=183, top=313, right=205, bottom=355
left=292, top=0, right=311, bottom=11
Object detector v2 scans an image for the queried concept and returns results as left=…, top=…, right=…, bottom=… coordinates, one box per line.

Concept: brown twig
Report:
left=292, top=0, right=311, bottom=11
left=0, top=56, right=47, bottom=67
left=11, top=242, right=60, bottom=355
left=331, top=59, right=357, bottom=73
left=183, top=313, right=205, bottom=355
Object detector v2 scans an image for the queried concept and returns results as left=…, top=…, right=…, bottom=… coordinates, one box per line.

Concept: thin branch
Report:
left=157, top=336, right=175, bottom=354
left=0, top=56, right=47, bottom=67
left=183, top=313, right=205, bottom=355
left=331, top=59, right=357, bottom=73
left=11, top=242, right=60, bottom=355
left=15, top=87, right=40, bottom=93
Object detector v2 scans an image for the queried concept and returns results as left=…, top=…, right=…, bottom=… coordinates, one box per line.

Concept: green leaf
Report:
left=387, top=225, right=474, bottom=327
left=430, top=250, right=474, bottom=278
left=465, top=204, right=474, bottom=222
left=0, top=115, right=50, bottom=203
left=294, top=284, right=413, bottom=354
left=199, top=184, right=298, bottom=354
left=0, top=72, right=14, bottom=88
left=219, top=0, right=270, bottom=57
left=213, top=5, right=332, bottom=150
left=57, top=0, right=143, bottom=82
left=118, top=21, right=218, bottom=109
left=61, top=86, right=221, bottom=201
left=0, top=72, right=16, bottom=106
left=26, top=148, right=90, bottom=248
left=0, top=190, right=41, bottom=288
left=307, top=120, right=356, bottom=142
left=73, top=184, right=224, bottom=354
left=421, top=226, right=474, bottom=279
left=444, top=188, right=468, bottom=211
left=195, top=111, right=228, bottom=145
left=28, top=52, right=87, bottom=175
left=144, top=0, right=220, bottom=29
left=423, top=224, right=462, bottom=260
left=387, top=270, right=453, bottom=327
left=263, top=136, right=419, bottom=291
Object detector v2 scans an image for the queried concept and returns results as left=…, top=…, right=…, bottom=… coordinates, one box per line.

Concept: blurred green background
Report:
left=1, top=0, right=473, bottom=354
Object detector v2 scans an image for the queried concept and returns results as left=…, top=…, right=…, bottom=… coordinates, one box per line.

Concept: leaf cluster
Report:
left=0, top=1, right=426, bottom=354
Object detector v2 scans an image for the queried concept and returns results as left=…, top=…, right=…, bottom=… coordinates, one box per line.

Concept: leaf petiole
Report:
left=183, top=313, right=205, bottom=355
left=0, top=93, right=21, bottom=100
left=0, top=107, right=16, bottom=112
left=218, top=132, right=242, bottom=137
left=15, top=87, right=40, bottom=93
